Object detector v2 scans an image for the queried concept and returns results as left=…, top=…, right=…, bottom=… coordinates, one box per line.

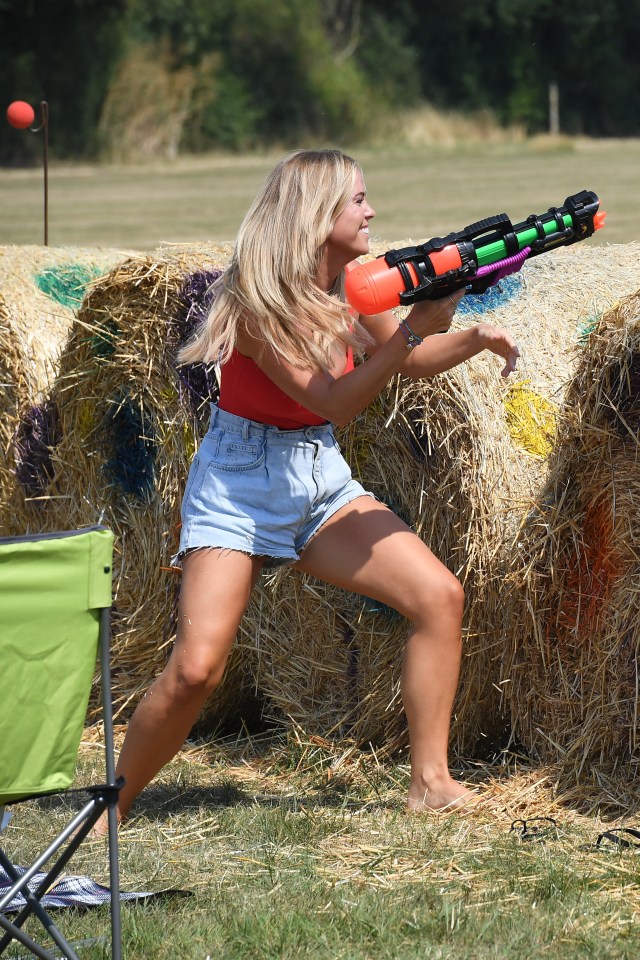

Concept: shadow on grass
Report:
left=31, top=781, right=397, bottom=822
left=137, top=781, right=398, bottom=817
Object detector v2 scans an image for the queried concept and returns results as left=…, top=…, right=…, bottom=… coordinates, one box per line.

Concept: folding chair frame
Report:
left=0, top=531, right=123, bottom=960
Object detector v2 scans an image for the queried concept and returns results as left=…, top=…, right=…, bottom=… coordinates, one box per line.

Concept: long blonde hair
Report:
left=178, top=148, right=369, bottom=371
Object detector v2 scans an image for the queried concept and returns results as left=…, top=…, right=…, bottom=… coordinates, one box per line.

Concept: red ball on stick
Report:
left=7, top=100, right=35, bottom=129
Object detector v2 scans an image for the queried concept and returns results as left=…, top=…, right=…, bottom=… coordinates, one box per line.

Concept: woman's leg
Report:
left=295, top=496, right=474, bottom=812
left=109, top=548, right=264, bottom=822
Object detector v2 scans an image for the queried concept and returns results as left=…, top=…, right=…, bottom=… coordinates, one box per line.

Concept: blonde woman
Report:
left=104, top=149, right=519, bottom=826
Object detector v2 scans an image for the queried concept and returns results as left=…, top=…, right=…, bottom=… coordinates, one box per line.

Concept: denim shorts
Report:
left=174, top=405, right=373, bottom=568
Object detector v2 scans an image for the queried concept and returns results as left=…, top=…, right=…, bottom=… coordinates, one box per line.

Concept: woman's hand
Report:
left=405, top=289, right=465, bottom=339
left=476, top=323, right=521, bottom=377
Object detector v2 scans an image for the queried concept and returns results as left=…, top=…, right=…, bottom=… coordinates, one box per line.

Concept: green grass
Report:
left=3, top=733, right=640, bottom=959
left=0, top=139, right=638, bottom=250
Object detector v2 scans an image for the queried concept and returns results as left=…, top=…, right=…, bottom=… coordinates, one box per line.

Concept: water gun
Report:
left=345, top=190, right=606, bottom=315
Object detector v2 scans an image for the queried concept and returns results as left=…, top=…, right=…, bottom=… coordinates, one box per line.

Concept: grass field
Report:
left=0, top=138, right=639, bottom=249
left=3, top=732, right=640, bottom=960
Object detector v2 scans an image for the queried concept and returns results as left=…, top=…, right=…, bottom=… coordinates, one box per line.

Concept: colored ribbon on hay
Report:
left=103, top=394, right=158, bottom=500
left=455, top=274, right=524, bottom=317
left=173, top=270, right=222, bottom=413
left=12, top=400, right=61, bottom=495
left=89, top=317, right=120, bottom=358
left=554, top=497, right=623, bottom=646
left=35, top=265, right=103, bottom=311
left=503, top=380, right=558, bottom=458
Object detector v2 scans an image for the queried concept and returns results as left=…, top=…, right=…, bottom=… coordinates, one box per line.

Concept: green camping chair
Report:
left=0, top=526, right=123, bottom=960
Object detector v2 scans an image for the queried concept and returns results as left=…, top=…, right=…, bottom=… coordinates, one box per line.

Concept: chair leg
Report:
left=99, top=606, right=123, bottom=960
left=106, top=802, right=122, bottom=960
left=0, top=797, right=112, bottom=960
left=0, top=850, right=81, bottom=960
left=0, top=911, right=65, bottom=960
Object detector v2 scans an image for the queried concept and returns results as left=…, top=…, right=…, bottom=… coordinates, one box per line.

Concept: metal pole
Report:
left=41, top=101, right=49, bottom=245
left=100, top=605, right=123, bottom=960
left=29, top=101, right=49, bottom=245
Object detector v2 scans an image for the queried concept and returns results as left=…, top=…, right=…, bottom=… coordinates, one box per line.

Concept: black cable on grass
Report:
left=12, top=399, right=61, bottom=496
left=173, top=270, right=222, bottom=413
left=103, top=394, right=158, bottom=500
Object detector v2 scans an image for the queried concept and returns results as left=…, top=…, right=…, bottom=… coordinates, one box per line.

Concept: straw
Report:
left=246, top=241, right=640, bottom=759
left=0, top=244, right=134, bottom=532
left=8, top=245, right=258, bottom=729
left=503, top=286, right=640, bottom=800
left=5, top=239, right=640, bottom=781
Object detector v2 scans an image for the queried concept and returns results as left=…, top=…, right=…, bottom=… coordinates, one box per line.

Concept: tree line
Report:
left=1, top=0, right=639, bottom=165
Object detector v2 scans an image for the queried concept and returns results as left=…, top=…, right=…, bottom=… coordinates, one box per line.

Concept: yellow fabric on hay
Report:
left=503, top=380, right=558, bottom=458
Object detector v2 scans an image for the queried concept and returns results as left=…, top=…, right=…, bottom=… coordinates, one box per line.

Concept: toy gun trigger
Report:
left=466, top=275, right=495, bottom=296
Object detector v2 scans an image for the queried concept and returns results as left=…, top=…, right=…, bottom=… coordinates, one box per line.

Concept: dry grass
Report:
left=246, top=241, right=640, bottom=761
left=503, top=288, right=640, bottom=794
left=1, top=139, right=639, bottom=248
left=71, top=726, right=640, bottom=960
left=0, top=245, right=133, bottom=533
left=6, top=727, right=640, bottom=958
left=2, top=239, right=639, bottom=800
left=392, top=105, right=526, bottom=147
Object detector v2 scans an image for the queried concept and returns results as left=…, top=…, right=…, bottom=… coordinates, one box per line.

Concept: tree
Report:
left=0, top=0, right=127, bottom=162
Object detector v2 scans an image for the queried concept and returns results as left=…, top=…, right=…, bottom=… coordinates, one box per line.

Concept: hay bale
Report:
left=246, top=242, right=640, bottom=758
left=0, top=245, right=134, bottom=533
left=240, top=572, right=409, bottom=751
left=503, top=287, right=640, bottom=785
left=10, top=245, right=262, bottom=730
left=7, top=237, right=639, bottom=764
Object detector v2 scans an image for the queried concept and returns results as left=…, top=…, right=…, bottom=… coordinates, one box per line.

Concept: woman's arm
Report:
left=360, top=294, right=521, bottom=380
left=237, top=294, right=519, bottom=428
left=237, top=322, right=439, bottom=428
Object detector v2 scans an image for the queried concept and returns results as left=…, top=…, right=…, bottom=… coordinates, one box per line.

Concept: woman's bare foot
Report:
left=406, top=773, right=481, bottom=814
left=88, top=807, right=123, bottom=839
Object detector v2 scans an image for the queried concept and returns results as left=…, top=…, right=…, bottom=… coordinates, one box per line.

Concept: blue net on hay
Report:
left=173, top=270, right=222, bottom=414
left=88, top=317, right=120, bottom=358
left=103, top=394, right=158, bottom=500
left=35, top=264, right=104, bottom=311
left=456, top=274, right=523, bottom=316
left=12, top=400, right=61, bottom=496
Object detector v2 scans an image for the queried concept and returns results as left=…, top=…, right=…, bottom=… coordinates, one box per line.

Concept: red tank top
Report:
left=218, top=347, right=355, bottom=429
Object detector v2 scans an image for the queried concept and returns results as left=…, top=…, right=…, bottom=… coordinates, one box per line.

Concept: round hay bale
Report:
left=0, top=245, right=134, bottom=532
left=246, top=241, right=640, bottom=758
left=238, top=570, right=412, bottom=754
left=503, top=287, right=640, bottom=786
left=8, top=238, right=639, bottom=764
left=12, top=246, right=262, bottom=731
